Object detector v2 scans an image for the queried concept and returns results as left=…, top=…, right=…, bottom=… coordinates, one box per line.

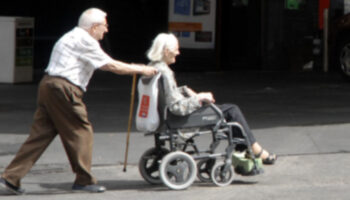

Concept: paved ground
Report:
left=0, top=70, right=350, bottom=199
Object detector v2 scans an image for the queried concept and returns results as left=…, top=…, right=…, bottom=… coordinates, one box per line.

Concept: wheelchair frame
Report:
left=138, top=103, right=262, bottom=190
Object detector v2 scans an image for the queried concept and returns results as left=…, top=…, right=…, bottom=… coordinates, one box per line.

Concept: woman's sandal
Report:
left=255, top=149, right=277, bottom=165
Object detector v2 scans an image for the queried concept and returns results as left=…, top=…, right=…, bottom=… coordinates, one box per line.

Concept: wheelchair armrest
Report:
left=208, top=103, right=225, bottom=132
left=163, top=105, right=169, bottom=121
left=163, top=103, right=225, bottom=130
left=163, top=103, right=223, bottom=121
left=209, top=103, right=224, bottom=121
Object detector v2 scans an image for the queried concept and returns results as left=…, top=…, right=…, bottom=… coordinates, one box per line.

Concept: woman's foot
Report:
left=255, top=149, right=277, bottom=165
left=262, top=152, right=277, bottom=165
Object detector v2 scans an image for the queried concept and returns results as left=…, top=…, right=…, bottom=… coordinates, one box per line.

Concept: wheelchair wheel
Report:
left=139, top=147, right=169, bottom=185
left=197, top=158, right=216, bottom=182
left=211, top=162, right=235, bottom=187
left=159, top=151, right=197, bottom=190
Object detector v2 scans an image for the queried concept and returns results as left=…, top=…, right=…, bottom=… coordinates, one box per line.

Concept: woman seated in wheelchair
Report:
left=146, top=33, right=277, bottom=165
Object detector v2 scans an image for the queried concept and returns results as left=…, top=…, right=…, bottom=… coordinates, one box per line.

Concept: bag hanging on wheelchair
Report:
left=136, top=73, right=161, bottom=132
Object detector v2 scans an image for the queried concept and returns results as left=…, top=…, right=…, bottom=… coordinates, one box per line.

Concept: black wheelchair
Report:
left=137, top=76, right=262, bottom=190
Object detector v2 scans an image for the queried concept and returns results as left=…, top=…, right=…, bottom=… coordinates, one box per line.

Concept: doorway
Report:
left=220, top=0, right=262, bottom=70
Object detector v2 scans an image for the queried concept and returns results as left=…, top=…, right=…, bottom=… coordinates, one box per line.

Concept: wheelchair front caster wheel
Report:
left=160, top=151, right=197, bottom=190
left=211, top=162, right=235, bottom=187
left=139, top=147, right=169, bottom=185
left=197, top=158, right=216, bottom=182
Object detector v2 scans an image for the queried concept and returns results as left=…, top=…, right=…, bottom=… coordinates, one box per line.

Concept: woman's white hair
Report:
left=147, top=33, right=178, bottom=62
left=78, top=8, right=107, bottom=29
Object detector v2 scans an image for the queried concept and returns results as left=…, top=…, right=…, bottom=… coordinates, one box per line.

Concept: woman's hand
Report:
left=196, top=92, right=215, bottom=104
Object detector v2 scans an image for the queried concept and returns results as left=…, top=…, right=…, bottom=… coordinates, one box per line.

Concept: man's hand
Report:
left=141, top=66, right=158, bottom=76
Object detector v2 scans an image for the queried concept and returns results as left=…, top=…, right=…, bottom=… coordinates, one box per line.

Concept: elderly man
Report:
left=0, top=8, right=157, bottom=195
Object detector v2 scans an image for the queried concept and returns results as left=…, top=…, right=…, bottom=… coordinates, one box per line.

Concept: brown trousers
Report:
left=1, top=75, right=96, bottom=187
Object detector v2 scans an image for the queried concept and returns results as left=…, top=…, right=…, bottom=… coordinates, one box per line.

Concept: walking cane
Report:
left=123, top=73, right=137, bottom=172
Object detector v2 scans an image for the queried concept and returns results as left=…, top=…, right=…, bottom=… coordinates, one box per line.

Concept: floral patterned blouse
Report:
left=149, top=61, right=201, bottom=116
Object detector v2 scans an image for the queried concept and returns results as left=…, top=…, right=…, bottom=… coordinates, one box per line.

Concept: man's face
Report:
left=91, top=18, right=109, bottom=40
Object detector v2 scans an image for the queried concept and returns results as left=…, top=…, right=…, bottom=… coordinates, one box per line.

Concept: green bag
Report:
left=231, top=152, right=263, bottom=176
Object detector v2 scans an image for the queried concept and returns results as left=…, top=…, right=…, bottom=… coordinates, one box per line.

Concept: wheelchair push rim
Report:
left=159, top=151, right=197, bottom=190
left=211, top=161, right=235, bottom=187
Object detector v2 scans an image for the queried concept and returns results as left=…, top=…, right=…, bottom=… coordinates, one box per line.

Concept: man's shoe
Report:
left=72, top=184, right=106, bottom=193
left=0, top=178, right=25, bottom=195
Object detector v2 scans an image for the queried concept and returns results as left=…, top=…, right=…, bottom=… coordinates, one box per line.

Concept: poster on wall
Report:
left=168, top=0, right=216, bottom=49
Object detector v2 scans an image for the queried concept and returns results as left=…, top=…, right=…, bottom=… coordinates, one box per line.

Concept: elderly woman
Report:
left=146, top=33, right=276, bottom=165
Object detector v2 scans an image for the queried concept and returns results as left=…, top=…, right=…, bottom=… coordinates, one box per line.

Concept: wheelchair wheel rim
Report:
left=211, top=162, right=235, bottom=187
left=160, top=151, right=197, bottom=190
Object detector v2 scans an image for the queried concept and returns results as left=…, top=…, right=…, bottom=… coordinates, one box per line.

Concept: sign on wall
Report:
left=168, top=0, right=216, bottom=49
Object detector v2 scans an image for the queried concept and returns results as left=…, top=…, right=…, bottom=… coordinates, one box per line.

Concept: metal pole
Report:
left=123, top=74, right=137, bottom=172
left=323, top=8, right=329, bottom=72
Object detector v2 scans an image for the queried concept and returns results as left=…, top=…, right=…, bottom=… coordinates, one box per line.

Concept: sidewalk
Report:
left=1, top=123, right=350, bottom=199
left=1, top=123, right=350, bottom=168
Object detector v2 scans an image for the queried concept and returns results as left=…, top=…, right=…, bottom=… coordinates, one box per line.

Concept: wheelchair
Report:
left=137, top=76, right=262, bottom=190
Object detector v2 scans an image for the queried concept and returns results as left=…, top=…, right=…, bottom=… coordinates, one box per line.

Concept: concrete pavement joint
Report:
left=276, top=150, right=350, bottom=157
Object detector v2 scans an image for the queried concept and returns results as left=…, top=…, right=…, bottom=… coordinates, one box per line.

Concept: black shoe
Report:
left=72, top=184, right=106, bottom=193
left=262, top=153, right=277, bottom=165
left=0, top=178, right=25, bottom=195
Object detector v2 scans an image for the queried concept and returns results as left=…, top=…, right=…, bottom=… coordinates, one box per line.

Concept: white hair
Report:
left=78, top=8, right=107, bottom=29
left=147, top=33, right=178, bottom=62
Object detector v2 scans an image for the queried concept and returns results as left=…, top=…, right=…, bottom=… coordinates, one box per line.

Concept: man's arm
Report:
left=100, top=60, right=157, bottom=76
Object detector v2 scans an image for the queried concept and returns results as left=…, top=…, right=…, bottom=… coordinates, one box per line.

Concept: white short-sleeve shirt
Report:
left=45, top=27, right=113, bottom=91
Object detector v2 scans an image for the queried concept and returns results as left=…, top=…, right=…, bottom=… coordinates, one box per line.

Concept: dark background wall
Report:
left=261, top=0, right=319, bottom=71
left=1, top=0, right=331, bottom=78
left=218, top=0, right=321, bottom=71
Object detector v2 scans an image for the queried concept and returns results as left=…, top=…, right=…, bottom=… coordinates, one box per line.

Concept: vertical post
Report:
left=323, top=8, right=329, bottom=72
left=215, top=0, right=222, bottom=71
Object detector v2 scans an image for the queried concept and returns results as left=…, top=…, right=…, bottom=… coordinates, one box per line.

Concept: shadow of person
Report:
left=29, top=180, right=168, bottom=195
left=24, top=178, right=259, bottom=195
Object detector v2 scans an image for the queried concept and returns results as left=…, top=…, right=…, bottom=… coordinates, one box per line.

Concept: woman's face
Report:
left=164, top=42, right=180, bottom=65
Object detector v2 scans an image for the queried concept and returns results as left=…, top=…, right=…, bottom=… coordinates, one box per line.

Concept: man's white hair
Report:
left=78, top=8, right=107, bottom=29
left=147, top=33, right=178, bottom=62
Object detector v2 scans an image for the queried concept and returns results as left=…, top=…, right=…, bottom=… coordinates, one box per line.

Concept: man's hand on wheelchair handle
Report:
left=137, top=65, right=158, bottom=77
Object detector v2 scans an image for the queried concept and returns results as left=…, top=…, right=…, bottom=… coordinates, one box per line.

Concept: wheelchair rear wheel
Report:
left=211, top=162, right=235, bottom=187
left=139, top=147, right=169, bottom=185
left=160, top=151, right=197, bottom=190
